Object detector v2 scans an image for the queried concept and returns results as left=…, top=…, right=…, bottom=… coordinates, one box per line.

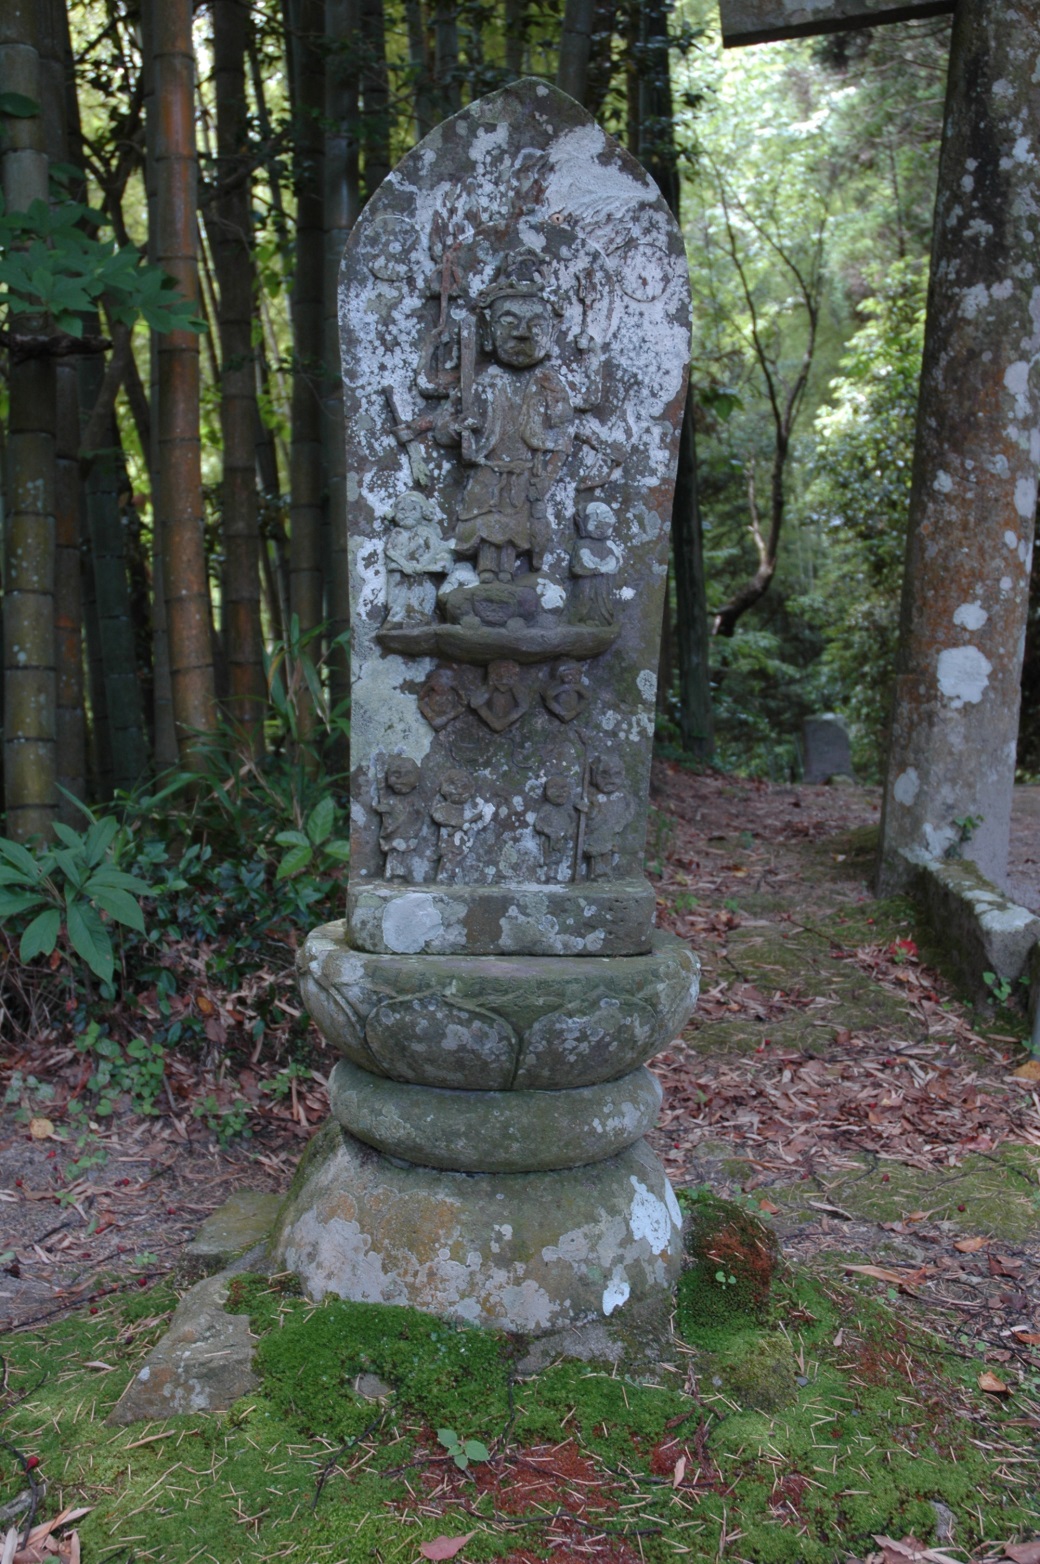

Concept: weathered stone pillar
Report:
left=878, top=1, right=1040, bottom=893
left=271, top=80, right=698, bottom=1364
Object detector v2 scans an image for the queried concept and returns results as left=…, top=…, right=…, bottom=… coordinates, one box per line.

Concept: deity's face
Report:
left=393, top=492, right=428, bottom=529
left=584, top=503, right=616, bottom=540
left=386, top=757, right=420, bottom=794
left=489, top=660, right=521, bottom=692
left=544, top=776, right=571, bottom=806
left=440, top=770, right=474, bottom=804
left=592, top=755, right=624, bottom=793
left=488, top=295, right=552, bottom=369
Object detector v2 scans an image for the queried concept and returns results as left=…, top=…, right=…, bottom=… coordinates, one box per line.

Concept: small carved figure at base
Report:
left=377, top=756, right=425, bottom=880
left=570, top=502, right=621, bottom=627
left=535, top=775, right=578, bottom=878
left=470, top=658, right=530, bottom=732
left=383, top=491, right=453, bottom=626
left=583, top=753, right=633, bottom=880
left=543, top=660, right=589, bottom=723
left=418, top=669, right=467, bottom=731
left=432, top=769, right=488, bottom=882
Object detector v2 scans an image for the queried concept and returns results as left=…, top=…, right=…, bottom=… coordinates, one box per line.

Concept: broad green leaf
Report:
left=84, top=815, right=119, bottom=865
left=306, top=796, right=335, bottom=846
left=85, top=867, right=154, bottom=896
left=19, top=907, right=60, bottom=964
left=0, top=889, right=46, bottom=917
left=88, top=887, right=145, bottom=932
left=54, top=848, right=87, bottom=889
left=274, top=830, right=309, bottom=849
left=0, top=92, right=39, bottom=118
left=0, top=838, right=39, bottom=878
left=66, top=900, right=114, bottom=984
left=323, top=840, right=351, bottom=863
left=276, top=845, right=313, bottom=880
left=462, top=1441, right=489, bottom=1462
left=52, top=822, right=86, bottom=851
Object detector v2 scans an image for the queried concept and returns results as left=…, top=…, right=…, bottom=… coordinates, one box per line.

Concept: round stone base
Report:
left=270, top=1121, right=683, bottom=1357
left=328, top=1057, right=662, bottom=1171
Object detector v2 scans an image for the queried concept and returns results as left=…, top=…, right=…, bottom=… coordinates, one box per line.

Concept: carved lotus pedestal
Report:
left=272, top=923, right=698, bottom=1364
left=271, top=78, right=696, bottom=1364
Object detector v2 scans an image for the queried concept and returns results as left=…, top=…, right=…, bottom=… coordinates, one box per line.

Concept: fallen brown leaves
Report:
left=1, top=1507, right=88, bottom=1564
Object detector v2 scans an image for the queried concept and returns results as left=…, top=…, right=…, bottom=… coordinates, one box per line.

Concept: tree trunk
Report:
left=504, top=0, right=527, bottom=79
left=556, top=0, right=594, bottom=105
left=213, top=0, right=265, bottom=749
left=148, top=0, right=216, bottom=765
left=139, top=0, right=178, bottom=770
left=360, top=0, right=390, bottom=197
left=433, top=0, right=460, bottom=121
left=673, top=395, right=714, bottom=758
left=1, top=1, right=57, bottom=839
left=286, top=0, right=326, bottom=655
left=42, top=0, right=86, bottom=815
left=325, top=0, right=361, bottom=740
left=404, top=0, right=436, bottom=137
left=878, top=0, right=1040, bottom=891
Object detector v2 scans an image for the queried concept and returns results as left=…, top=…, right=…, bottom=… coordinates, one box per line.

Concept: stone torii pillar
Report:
left=721, top=0, right=1040, bottom=893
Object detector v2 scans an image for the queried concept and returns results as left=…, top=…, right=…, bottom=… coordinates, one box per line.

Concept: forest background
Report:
left=1, top=0, right=1028, bottom=1062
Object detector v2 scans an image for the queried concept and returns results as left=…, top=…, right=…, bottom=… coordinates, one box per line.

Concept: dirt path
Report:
left=647, top=762, right=1040, bottom=1374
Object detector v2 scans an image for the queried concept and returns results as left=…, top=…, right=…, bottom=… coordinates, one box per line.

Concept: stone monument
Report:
left=271, top=79, right=699, bottom=1363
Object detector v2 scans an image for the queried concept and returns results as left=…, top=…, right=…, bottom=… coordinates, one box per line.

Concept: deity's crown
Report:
left=478, top=246, right=552, bottom=308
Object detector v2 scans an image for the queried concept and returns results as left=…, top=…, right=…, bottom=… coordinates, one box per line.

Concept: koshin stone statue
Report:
left=271, top=79, right=699, bottom=1363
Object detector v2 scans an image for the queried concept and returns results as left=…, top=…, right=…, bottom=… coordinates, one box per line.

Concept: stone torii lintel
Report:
left=718, top=0, right=953, bottom=48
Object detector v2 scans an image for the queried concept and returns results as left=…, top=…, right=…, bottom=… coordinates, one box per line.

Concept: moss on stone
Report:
left=676, top=1188, right=780, bottom=1336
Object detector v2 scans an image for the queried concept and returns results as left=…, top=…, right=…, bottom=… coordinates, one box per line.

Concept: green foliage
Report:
left=275, top=794, right=350, bottom=881
left=437, top=1428, right=490, bottom=1470
left=191, top=1093, right=252, bottom=1144
left=72, top=1020, right=166, bottom=1117
left=0, top=193, right=204, bottom=337
left=804, top=262, right=927, bottom=777
left=0, top=808, right=153, bottom=986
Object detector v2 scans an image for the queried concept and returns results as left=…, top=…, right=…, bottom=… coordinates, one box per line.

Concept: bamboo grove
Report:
left=0, top=0, right=717, bottom=843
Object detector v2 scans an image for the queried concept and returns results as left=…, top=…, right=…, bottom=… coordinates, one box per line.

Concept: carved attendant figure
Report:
left=376, top=756, right=425, bottom=880
left=535, top=775, right=578, bottom=875
left=470, top=659, right=529, bottom=733
left=432, top=769, right=489, bottom=881
left=582, top=753, right=633, bottom=880
left=383, top=491, right=453, bottom=625
left=570, top=502, right=621, bottom=626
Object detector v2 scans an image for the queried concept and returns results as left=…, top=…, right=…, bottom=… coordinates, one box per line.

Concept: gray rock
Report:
left=299, top=922, right=699, bottom=1090
left=179, top=1191, right=283, bottom=1280
left=328, top=1056, right=662, bottom=1172
left=108, top=1275, right=257, bottom=1424
left=802, top=714, right=853, bottom=784
left=270, top=1122, right=683, bottom=1349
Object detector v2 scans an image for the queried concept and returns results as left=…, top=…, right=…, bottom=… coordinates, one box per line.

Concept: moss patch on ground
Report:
left=1, top=1269, right=1038, bottom=1564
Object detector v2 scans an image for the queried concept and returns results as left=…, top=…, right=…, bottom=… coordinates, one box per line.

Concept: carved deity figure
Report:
left=542, top=660, right=589, bottom=723
left=431, top=770, right=489, bottom=881
left=383, top=491, right=453, bottom=625
left=570, top=502, right=621, bottom=626
left=535, top=775, right=577, bottom=874
left=376, top=756, right=425, bottom=880
left=582, top=753, right=633, bottom=880
left=428, top=250, right=575, bottom=584
left=418, top=668, right=467, bottom=731
left=469, top=659, right=529, bottom=732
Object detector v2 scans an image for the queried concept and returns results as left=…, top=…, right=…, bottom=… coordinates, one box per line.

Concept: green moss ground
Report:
left=2, top=1267, right=1038, bottom=1563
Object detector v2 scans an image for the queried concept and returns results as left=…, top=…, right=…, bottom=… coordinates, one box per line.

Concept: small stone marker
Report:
left=108, top=1274, right=257, bottom=1424
left=802, top=713, right=853, bottom=784
left=718, top=0, right=953, bottom=47
left=271, top=79, right=699, bottom=1363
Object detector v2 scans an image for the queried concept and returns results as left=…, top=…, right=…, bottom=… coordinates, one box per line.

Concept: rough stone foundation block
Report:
left=108, top=1274, right=257, bottom=1424
left=300, top=922, right=699, bottom=1090
left=909, top=855, right=1040, bottom=1003
left=270, top=1122, right=684, bottom=1353
left=328, top=1056, right=662, bottom=1171
left=179, top=1190, right=283, bottom=1279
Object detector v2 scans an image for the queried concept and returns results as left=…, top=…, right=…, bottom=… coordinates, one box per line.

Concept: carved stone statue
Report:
left=272, top=80, right=698, bottom=1369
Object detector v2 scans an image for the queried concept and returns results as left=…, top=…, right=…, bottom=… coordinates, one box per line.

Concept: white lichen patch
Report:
left=381, top=893, right=444, bottom=954
left=953, top=602, right=988, bottom=630
left=937, top=645, right=992, bottom=708
left=627, top=1176, right=677, bottom=1256
left=893, top=768, right=921, bottom=807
